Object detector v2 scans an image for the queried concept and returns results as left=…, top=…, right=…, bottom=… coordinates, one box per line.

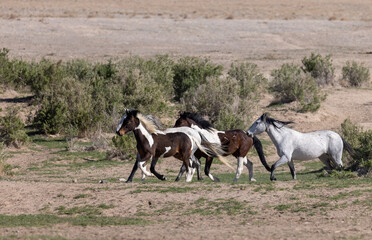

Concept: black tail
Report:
left=252, top=136, right=271, bottom=172
left=342, top=137, right=355, bottom=157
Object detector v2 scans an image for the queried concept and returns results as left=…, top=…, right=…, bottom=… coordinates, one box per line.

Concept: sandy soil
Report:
left=0, top=1, right=372, bottom=239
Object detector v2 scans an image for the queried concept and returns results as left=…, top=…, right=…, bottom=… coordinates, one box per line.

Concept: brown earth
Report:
left=0, top=1, right=372, bottom=240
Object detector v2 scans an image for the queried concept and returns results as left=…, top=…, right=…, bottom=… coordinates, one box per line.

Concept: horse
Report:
left=116, top=109, right=229, bottom=182
left=174, top=112, right=271, bottom=182
left=247, top=113, right=354, bottom=181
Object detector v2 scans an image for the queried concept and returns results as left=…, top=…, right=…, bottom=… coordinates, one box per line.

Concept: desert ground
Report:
left=0, top=1, right=372, bottom=239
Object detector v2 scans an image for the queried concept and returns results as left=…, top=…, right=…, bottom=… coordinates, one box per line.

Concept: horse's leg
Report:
left=190, top=159, right=197, bottom=179
left=245, top=158, right=256, bottom=182
left=191, top=155, right=202, bottom=181
left=126, top=153, right=140, bottom=183
left=138, top=161, right=153, bottom=177
left=328, top=137, right=344, bottom=169
left=233, top=157, right=245, bottom=182
left=196, top=158, right=203, bottom=181
left=319, top=154, right=333, bottom=170
left=287, top=160, right=296, bottom=180
left=204, top=156, right=219, bottom=182
left=150, top=157, right=166, bottom=181
left=175, top=163, right=186, bottom=181
left=329, top=148, right=344, bottom=170
left=271, top=155, right=290, bottom=181
left=184, top=158, right=193, bottom=183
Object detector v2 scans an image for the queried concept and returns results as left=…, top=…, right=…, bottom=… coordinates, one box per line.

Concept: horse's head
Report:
left=174, top=111, right=195, bottom=127
left=247, top=113, right=268, bottom=137
left=116, top=109, right=140, bottom=136
left=174, top=111, right=213, bottom=130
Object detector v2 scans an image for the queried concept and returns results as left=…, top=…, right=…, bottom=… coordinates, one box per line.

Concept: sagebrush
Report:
left=342, top=61, right=370, bottom=87
left=270, top=63, right=325, bottom=112
left=340, top=119, right=372, bottom=174
left=302, top=53, right=335, bottom=86
left=0, top=107, right=29, bottom=148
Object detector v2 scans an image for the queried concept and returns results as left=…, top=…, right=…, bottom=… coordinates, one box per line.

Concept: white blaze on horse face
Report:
left=116, top=113, right=127, bottom=132
left=135, top=122, right=154, bottom=147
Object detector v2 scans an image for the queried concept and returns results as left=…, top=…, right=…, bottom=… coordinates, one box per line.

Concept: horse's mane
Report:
left=137, top=113, right=161, bottom=134
left=126, top=109, right=161, bottom=134
left=144, top=114, right=164, bottom=130
left=265, top=115, right=294, bottom=129
left=180, top=112, right=215, bottom=130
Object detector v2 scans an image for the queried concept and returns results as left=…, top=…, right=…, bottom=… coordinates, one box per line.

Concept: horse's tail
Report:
left=342, top=137, right=355, bottom=157
left=197, top=133, right=235, bottom=171
left=252, top=136, right=271, bottom=172
left=190, top=136, right=210, bottom=157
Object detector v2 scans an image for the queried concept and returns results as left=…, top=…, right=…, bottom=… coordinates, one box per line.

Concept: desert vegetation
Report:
left=1, top=49, right=371, bottom=175
left=0, top=49, right=371, bottom=239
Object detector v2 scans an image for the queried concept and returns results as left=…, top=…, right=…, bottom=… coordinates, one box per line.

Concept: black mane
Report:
left=263, top=113, right=293, bottom=128
left=180, top=112, right=214, bottom=130
left=126, top=109, right=139, bottom=118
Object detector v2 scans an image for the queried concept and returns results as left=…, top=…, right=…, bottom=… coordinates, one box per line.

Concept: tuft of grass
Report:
left=0, top=214, right=151, bottom=227
left=189, top=198, right=255, bottom=216
left=55, top=204, right=113, bottom=216
left=73, top=193, right=91, bottom=199
left=274, top=204, right=292, bottom=211
left=130, top=185, right=196, bottom=194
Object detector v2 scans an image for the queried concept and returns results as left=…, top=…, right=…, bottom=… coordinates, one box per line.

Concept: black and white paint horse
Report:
left=116, top=109, right=228, bottom=182
left=247, top=113, right=354, bottom=181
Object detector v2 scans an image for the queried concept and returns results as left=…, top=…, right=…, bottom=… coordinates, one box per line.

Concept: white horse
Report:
left=247, top=113, right=354, bottom=181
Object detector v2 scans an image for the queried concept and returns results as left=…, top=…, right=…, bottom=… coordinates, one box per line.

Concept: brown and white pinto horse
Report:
left=116, top=109, right=226, bottom=182
left=174, top=112, right=271, bottom=182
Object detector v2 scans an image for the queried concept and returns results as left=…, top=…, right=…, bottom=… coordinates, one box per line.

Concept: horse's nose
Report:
left=116, top=130, right=121, bottom=136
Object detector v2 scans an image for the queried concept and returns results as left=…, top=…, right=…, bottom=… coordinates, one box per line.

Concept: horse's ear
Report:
left=262, top=113, right=268, bottom=122
left=178, top=110, right=184, bottom=116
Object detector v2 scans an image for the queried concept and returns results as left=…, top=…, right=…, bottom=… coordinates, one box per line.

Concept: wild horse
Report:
left=116, top=109, right=228, bottom=182
left=174, top=112, right=271, bottom=182
left=247, top=113, right=354, bottom=181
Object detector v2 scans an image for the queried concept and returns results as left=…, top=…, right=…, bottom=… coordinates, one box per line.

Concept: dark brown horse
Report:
left=174, top=112, right=271, bottom=182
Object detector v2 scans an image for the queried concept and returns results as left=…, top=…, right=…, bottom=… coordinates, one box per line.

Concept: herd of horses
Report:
left=116, top=109, right=354, bottom=183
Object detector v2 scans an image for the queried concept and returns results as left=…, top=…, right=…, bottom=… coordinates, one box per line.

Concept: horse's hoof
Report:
left=270, top=177, right=277, bottom=181
left=198, top=177, right=204, bottom=181
left=250, top=178, right=257, bottom=182
left=161, top=176, right=166, bottom=181
left=213, top=177, right=220, bottom=182
left=233, top=178, right=238, bottom=183
left=125, top=180, right=132, bottom=183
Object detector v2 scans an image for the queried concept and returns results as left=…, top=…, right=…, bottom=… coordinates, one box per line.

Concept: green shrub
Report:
left=270, top=63, right=325, bottom=112
left=34, top=77, right=94, bottom=135
left=182, top=76, right=252, bottom=130
left=0, top=107, right=29, bottom=147
left=173, top=57, right=223, bottom=101
left=117, top=56, right=173, bottom=115
left=341, top=119, right=372, bottom=174
left=342, top=61, right=370, bottom=87
left=0, top=48, right=33, bottom=89
left=302, top=53, right=335, bottom=86
left=110, top=135, right=137, bottom=160
left=0, top=143, right=8, bottom=176
left=227, top=62, right=267, bottom=99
